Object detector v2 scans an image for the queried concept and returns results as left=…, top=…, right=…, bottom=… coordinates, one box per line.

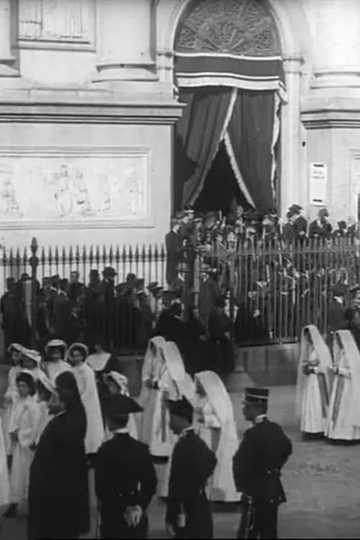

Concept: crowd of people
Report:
left=0, top=336, right=293, bottom=539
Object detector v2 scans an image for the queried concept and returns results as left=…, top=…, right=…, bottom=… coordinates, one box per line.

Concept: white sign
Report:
left=309, top=162, right=327, bottom=206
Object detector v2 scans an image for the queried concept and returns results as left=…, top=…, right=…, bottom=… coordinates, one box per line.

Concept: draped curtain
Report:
left=174, top=52, right=285, bottom=212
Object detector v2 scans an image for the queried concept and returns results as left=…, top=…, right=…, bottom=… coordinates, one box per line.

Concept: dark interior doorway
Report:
left=194, top=141, right=252, bottom=215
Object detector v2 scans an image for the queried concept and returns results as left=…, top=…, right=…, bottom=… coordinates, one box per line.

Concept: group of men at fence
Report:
left=0, top=335, right=293, bottom=539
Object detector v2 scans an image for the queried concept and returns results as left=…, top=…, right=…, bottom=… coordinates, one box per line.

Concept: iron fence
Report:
left=0, top=236, right=359, bottom=352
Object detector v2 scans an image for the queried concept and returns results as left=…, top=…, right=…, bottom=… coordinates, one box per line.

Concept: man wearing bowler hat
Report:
left=95, top=394, right=157, bottom=538
left=233, top=388, right=292, bottom=539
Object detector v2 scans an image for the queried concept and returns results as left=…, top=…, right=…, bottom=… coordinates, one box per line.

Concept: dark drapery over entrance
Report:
left=173, top=0, right=286, bottom=213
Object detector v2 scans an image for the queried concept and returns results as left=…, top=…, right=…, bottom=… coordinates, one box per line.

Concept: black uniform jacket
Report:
left=233, top=419, right=292, bottom=504
left=167, top=429, right=217, bottom=538
left=95, top=432, right=157, bottom=537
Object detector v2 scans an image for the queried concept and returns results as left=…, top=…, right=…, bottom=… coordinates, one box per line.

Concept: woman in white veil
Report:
left=138, top=337, right=193, bottom=458
left=295, top=325, right=332, bottom=438
left=327, top=330, right=360, bottom=441
left=193, top=370, right=240, bottom=502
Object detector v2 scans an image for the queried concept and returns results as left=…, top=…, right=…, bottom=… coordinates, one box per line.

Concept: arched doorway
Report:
left=173, top=0, right=284, bottom=215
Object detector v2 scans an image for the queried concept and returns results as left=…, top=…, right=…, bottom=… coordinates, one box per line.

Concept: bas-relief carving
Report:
left=19, top=0, right=93, bottom=44
left=0, top=151, right=150, bottom=228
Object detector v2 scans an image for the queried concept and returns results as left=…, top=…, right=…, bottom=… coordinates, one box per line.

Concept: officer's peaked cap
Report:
left=167, top=397, right=193, bottom=423
left=245, top=387, right=269, bottom=404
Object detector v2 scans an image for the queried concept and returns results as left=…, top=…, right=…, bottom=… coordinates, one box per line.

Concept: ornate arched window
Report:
left=175, top=0, right=281, bottom=57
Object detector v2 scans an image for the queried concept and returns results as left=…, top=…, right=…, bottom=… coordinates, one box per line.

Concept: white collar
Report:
left=113, top=428, right=129, bottom=435
left=180, top=426, right=193, bottom=438
left=254, top=414, right=267, bottom=425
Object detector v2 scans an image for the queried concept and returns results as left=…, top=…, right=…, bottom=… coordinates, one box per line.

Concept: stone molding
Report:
left=301, top=99, right=360, bottom=129
left=0, top=100, right=184, bottom=125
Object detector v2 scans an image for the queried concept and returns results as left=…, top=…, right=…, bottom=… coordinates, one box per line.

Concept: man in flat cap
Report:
left=309, top=208, right=332, bottom=239
left=233, top=388, right=292, bottom=539
left=166, top=397, right=217, bottom=539
left=95, top=395, right=157, bottom=538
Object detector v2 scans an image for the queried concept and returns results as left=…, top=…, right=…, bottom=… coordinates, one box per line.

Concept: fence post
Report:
left=29, top=237, right=39, bottom=347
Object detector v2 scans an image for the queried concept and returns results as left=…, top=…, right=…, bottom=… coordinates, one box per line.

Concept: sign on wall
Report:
left=309, top=162, right=327, bottom=206
left=0, top=147, right=151, bottom=229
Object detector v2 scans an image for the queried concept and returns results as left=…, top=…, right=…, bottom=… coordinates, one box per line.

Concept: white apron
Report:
left=0, top=417, right=9, bottom=506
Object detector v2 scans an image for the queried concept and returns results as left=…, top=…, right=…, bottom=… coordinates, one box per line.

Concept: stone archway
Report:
left=174, top=0, right=281, bottom=57
left=172, top=0, right=284, bottom=213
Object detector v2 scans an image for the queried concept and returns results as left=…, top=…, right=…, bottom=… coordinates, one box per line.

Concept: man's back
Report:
left=233, top=419, right=292, bottom=503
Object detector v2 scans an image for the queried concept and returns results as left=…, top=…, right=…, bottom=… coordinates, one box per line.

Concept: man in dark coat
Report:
left=68, top=270, right=85, bottom=305
left=95, top=395, right=157, bottom=538
left=28, top=372, right=89, bottom=540
left=233, top=388, right=292, bottom=539
left=166, top=398, right=217, bottom=539
left=309, top=208, right=332, bottom=238
left=165, top=219, right=183, bottom=288
left=52, top=278, right=73, bottom=342
left=327, top=283, right=348, bottom=349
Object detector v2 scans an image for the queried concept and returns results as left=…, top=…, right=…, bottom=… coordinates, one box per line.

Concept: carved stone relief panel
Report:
left=0, top=148, right=151, bottom=229
left=175, top=0, right=280, bottom=56
left=19, top=0, right=95, bottom=48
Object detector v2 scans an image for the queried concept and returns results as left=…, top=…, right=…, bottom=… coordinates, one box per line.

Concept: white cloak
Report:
left=0, top=417, right=9, bottom=506
left=327, top=330, right=360, bottom=440
left=194, top=371, right=240, bottom=502
left=8, top=395, right=40, bottom=504
left=296, top=325, right=332, bottom=434
left=72, top=363, right=104, bottom=454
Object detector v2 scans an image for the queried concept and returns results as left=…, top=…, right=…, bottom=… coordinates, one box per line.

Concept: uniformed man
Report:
left=166, top=397, right=217, bottom=539
left=95, top=395, right=157, bottom=538
left=233, top=388, right=292, bottom=539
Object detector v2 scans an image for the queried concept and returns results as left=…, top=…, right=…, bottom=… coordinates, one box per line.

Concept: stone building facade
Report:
left=0, top=0, right=359, bottom=249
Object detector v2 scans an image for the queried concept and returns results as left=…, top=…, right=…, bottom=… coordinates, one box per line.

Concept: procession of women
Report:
left=296, top=325, right=360, bottom=442
left=0, top=332, right=240, bottom=530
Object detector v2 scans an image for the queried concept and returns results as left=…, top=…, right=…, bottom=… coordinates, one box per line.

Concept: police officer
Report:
left=166, top=397, right=217, bottom=539
left=233, top=388, right=292, bottom=539
left=95, top=395, right=157, bottom=538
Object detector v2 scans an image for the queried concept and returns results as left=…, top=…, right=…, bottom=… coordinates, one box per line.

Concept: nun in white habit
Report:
left=67, top=342, right=104, bottom=456
left=327, top=330, right=360, bottom=441
left=138, top=337, right=191, bottom=458
left=296, top=325, right=332, bottom=437
left=193, top=370, right=240, bottom=502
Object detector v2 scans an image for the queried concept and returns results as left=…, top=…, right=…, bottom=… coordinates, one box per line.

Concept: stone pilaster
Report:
left=0, top=0, right=19, bottom=77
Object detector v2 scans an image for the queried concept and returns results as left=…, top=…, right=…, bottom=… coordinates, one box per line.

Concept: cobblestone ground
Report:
left=1, top=369, right=360, bottom=539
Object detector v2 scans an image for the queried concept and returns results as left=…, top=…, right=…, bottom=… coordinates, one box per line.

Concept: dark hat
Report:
left=338, top=220, right=347, bottom=229
left=332, top=282, right=347, bottom=297
left=147, top=281, right=159, bottom=291
left=89, top=269, right=100, bottom=277
left=289, top=204, right=302, bottom=213
left=167, top=397, right=193, bottom=423
left=244, top=387, right=269, bottom=405
left=103, top=266, right=117, bottom=278
left=318, top=207, right=329, bottom=218
left=104, top=395, right=143, bottom=421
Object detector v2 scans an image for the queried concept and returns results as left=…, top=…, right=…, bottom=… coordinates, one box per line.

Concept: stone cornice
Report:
left=301, top=97, right=360, bottom=129
left=0, top=99, right=184, bottom=125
